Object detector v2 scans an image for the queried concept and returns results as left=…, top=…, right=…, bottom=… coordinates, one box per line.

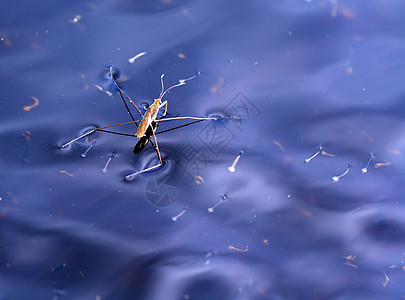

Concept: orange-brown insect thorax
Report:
left=136, top=98, right=162, bottom=138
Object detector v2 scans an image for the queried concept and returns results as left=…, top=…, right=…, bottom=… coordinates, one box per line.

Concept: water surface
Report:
left=1, top=0, right=405, bottom=299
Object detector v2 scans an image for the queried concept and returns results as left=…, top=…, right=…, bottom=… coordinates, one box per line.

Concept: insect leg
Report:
left=125, top=127, right=163, bottom=179
left=152, top=128, right=163, bottom=164
left=156, top=116, right=217, bottom=122
left=109, top=66, right=143, bottom=119
left=61, top=129, right=96, bottom=148
left=61, top=120, right=140, bottom=148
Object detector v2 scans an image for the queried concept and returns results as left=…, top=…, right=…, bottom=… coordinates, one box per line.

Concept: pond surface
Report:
left=1, top=0, right=405, bottom=299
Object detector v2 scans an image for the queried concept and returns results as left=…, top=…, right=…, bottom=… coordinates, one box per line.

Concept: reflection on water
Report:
left=1, top=0, right=405, bottom=298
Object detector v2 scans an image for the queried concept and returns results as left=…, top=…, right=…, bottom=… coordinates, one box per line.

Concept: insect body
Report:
left=133, top=121, right=158, bottom=154
left=124, top=74, right=193, bottom=177
left=136, top=74, right=187, bottom=138
left=136, top=99, right=165, bottom=138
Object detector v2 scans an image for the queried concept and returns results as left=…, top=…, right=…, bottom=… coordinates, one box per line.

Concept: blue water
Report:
left=1, top=0, right=405, bottom=299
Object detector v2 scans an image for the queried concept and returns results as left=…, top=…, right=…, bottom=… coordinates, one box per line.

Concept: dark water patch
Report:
left=364, top=215, right=405, bottom=243
left=118, top=0, right=192, bottom=14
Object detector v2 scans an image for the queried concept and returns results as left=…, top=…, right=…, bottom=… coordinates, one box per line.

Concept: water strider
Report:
left=61, top=66, right=220, bottom=179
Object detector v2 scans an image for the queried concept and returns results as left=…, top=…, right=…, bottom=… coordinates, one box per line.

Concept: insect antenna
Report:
left=159, top=74, right=197, bottom=100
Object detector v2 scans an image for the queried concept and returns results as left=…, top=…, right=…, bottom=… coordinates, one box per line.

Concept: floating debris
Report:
left=176, top=52, right=186, bottom=59
left=59, top=170, right=74, bottom=177
left=21, top=131, right=32, bottom=163
left=228, top=151, right=243, bottom=173
left=194, top=175, right=204, bottom=184
left=331, top=163, right=351, bottom=183
left=330, top=0, right=355, bottom=19
left=297, top=207, right=312, bottom=218
left=382, top=272, right=390, bottom=287
left=386, top=148, right=401, bottom=155
left=51, top=263, right=67, bottom=273
left=304, top=146, right=323, bottom=164
left=68, top=15, right=82, bottom=24
left=1, top=35, right=12, bottom=47
left=361, top=153, right=375, bottom=174
left=94, top=84, right=103, bottom=91
left=23, top=96, right=39, bottom=111
left=94, top=84, right=112, bottom=97
left=208, top=194, right=228, bottom=213
left=102, top=152, right=115, bottom=174
left=343, top=255, right=356, bottom=261
left=204, top=251, right=217, bottom=265
left=171, top=209, right=186, bottom=222
left=344, top=261, right=359, bottom=269
left=273, top=140, right=286, bottom=151
left=80, top=74, right=90, bottom=90
left=321, top=150, right=336, bottom=157
left=228, top=245, right=248, bottom=253
left=81, top=141, right=96, bottom=158
left=343, top=254, right=359, bottom=269
left=128, top=51, right=147, bottom=64
left=210, top=77, right=225, bottom=94
left=374, top=162, right=391, bottom=168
